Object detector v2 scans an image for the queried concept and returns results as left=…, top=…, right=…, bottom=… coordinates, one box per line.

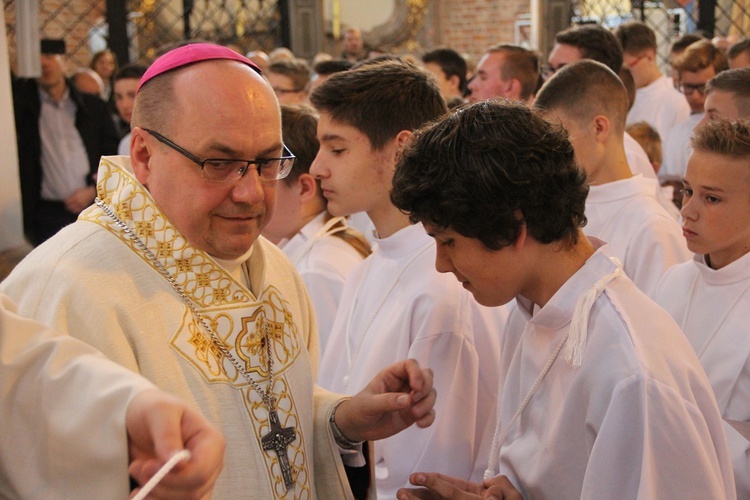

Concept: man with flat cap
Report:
left=1, top=43, right=437, bottom=498
left=12, top=38, right=118, bottom=245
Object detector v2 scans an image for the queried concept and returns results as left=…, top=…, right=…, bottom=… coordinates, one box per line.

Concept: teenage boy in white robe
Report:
left=699, top=67, right=750, bottom=126
left=614, top=21, right=691, bottom=141
left=661, top=40, right=728, bottom=182
left=545, top=23, right=679, bottom=219
left=310, top=59, right=506, bottom=498
left=390, top=99, right=735, bottom=500
left=534, top=60, right=691, bottom=297
left=262, top=104, right=371, bottom=350
left=654, top=119, right=750, bottom=498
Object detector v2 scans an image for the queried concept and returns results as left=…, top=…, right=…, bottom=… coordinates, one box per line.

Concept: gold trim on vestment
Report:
left=80, top=157, right=311, bottom=498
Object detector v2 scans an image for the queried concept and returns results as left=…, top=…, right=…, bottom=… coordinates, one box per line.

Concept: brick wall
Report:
left=10, top=0, right=534, bottom=70
left=428, top=0, right=532, bottom=63
left=41, top=0, right=106, bottom=70
left=5, top=0, right=106, bottom=72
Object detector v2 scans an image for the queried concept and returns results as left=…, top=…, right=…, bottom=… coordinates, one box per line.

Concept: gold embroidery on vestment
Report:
left=81, top=157, right=311, bottom=497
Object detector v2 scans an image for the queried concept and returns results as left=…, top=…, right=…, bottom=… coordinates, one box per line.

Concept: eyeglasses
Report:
left=679, top=82, right=708, bottom=96
left=144, top=129, right=295, bottom=183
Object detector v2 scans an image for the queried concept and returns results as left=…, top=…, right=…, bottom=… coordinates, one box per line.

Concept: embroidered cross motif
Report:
left=175, top=258, right=192, bottom=273
left=196, top=272, right=211, bottom=287
left=157, top=240, right=173, bottom=259
left=114, top=201, right=131, bottom=221
left=134, top=220, right=154, bottom=238
left=212, top=286, right=229, bottom=303
left=261, top=409, right=297, bottom=491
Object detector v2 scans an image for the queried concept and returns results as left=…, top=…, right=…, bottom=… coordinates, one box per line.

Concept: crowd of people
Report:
left=3, top=18, right=750, bottom=499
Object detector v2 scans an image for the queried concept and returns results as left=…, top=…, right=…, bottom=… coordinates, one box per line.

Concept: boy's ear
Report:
left=512, top=210, right=527, bottom=251
left=395, top=129, right=414, bottom=150
left=297, top=173, right=318, bottom=203
left=592, top=115, right=611, bottom=143
left=382, top=131, right=414, bottom=175
left=513, top=222, right=528, bottom=251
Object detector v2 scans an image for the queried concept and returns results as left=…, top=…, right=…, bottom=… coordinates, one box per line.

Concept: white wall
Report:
left=0, top=8, right=25, bottom=251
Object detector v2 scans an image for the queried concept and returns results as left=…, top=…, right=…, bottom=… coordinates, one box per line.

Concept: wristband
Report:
left=330, top=399, right=364, bottom=449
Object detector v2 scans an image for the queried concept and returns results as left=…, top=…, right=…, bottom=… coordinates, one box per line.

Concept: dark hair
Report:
left=313, top=59, right=353, bottom=76
left=728, top=38, right=750, bottom=61
left=671, top=33, right=705, bottom=55
left=674, top=39, right=728, bottom=74
left=534, top=60, right=629, bottom=133
left=614, top=21, right=657, bottom=54
left=351, top=54, right=403, bottom=69
left=486, top=44, right=539, bottom=101
left=391, top=100, right=588, bottom=250
left=280, top=104, right=319, bottom=183
left=113, top=64, right=147, bottom=83
left=692, top=119, right=750, bottom=158
left=422, top=48, right=468, bottom=94
left=310, top=59, right=447, bottom=150
left=555, top=24, right=623, bottom=73
left=268, top=58, right=311, bottom=91
left=705, top=68, right=750, bottom=117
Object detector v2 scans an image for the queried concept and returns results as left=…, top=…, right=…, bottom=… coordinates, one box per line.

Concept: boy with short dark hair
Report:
left=655, top=119, right=750, bottom=498
left=545, top=23, right=679, bottom=218
left=261, top=104, right=370, bottom=351
left=614, top=21, right=690, bottom=140
left=701, top=67, right=750, bottom=124
left=390, top=99, right=735, bottom=500
left=421, top=47, right=468, bottom=102
left=534, top=60, right=690, bottom=297
left=310, top=59, right=506, bottom=498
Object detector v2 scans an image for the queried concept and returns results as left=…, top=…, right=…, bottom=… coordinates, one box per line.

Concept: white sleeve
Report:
left=581, top=373, right=735, bottom=499
left=0, top=294, right=155, bottom=499
left=374, top=296, right=482, bottom=498
left=624, top=218, right=691, bottom=298
left=725, top=420, right=750, bottom=498
left=299, top=267, right=347, bottom=355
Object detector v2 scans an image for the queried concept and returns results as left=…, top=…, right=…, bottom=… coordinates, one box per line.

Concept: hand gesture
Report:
left=396, top=472, right=523, bottom=500
left=126, top=389, right=225, bottom=499
left=333, top=358, right=436, bottom=443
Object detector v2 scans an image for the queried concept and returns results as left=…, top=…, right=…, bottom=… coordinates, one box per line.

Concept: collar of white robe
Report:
left=483, top=257, right=623, bottom=482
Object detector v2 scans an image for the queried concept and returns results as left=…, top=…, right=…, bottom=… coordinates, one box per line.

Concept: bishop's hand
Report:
left=126, top=389, right=225, bottom=499
left=332, top=358, right=436, bottom=443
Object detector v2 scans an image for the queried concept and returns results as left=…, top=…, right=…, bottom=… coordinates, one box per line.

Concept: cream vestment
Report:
left=1, top=156, right=354, bottom=499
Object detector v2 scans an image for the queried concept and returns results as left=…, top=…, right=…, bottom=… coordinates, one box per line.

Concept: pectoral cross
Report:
left=261, top=408, right=297, bottom=491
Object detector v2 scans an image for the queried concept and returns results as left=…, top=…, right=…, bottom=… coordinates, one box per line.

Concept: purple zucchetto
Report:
left=137, top=43, right=262, bottom=93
